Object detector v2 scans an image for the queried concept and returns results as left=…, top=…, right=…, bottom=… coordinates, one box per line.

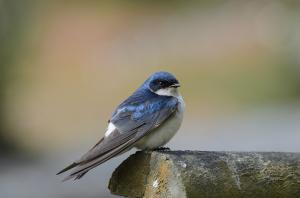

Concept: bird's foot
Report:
left=153, top=147, right=170, bottom=151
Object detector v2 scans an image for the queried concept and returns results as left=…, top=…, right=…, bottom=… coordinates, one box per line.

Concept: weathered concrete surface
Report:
left=109, top=151, right=300, bottom=198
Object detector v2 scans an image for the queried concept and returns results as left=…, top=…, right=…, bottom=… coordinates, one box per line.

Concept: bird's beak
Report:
left=170, top=83, right=180, bottom=88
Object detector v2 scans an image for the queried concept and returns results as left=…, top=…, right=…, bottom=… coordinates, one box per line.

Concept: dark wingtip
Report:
left=61, top=175, right=74, bottom=182
left=57, top=162, right=78, bottom=175
left=59, top=170, right=87, bottom=182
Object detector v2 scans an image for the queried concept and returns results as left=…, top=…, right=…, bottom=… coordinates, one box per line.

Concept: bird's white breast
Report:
left=134, top=94, right=185, bottom=150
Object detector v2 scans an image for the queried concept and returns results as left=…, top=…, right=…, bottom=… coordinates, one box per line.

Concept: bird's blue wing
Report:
left=111, top=92, right=178, bottom=134
left=82, top=90, right=178, bottom=157
left=58, top=91, right=178, bottom=180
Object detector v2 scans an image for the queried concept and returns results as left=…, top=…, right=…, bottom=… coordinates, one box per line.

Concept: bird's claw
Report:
left=153, top=147, right=170, bottom=151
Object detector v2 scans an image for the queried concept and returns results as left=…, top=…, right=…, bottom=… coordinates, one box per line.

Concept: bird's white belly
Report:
left=135, top=97, right=185, bottom=150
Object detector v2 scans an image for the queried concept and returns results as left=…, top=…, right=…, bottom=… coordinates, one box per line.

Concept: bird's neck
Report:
left=153, top=87, right=180, bottom=98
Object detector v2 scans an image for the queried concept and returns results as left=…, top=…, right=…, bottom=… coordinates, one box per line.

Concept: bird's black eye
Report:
left=158, top=81, right=167, bottom=87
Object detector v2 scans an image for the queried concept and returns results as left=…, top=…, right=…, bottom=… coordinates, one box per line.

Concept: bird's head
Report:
left=145, top=71, right=180, bottom=97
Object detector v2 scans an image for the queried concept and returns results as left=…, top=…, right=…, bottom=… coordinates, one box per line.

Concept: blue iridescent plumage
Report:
left=57, top=71, right=182, bottom=181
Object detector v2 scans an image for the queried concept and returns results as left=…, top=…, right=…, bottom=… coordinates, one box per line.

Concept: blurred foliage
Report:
left=0, top=2, right=300, bottom=198
left=0, top=0, right=31, bottom=154
left=0, top=0, right=300, bottom=153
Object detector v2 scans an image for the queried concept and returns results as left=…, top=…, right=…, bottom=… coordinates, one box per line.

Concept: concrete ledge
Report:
left=109, top=151, right=300, bottom=198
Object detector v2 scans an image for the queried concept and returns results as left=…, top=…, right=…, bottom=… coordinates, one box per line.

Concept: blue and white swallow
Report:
left=57, top=71, right=185, bottom=180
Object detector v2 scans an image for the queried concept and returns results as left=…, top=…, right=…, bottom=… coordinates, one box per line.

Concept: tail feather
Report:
left=62, top=138, right=134, bottom=181
left=57, top=123, right=147, bottom=181
left=56, top=162, right=78, bottom=175
left=61, top=171, right=87, bottom=182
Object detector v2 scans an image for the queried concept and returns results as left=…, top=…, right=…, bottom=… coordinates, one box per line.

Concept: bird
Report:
left=57, top=71, right=185, bottom=181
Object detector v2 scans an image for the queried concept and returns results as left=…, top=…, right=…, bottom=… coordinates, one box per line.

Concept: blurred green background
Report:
left=1, top=1, right=300, bottom=198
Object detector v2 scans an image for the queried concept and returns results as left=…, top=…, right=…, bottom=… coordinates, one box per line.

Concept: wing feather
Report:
left=57, top=90, right=178, bottom=181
